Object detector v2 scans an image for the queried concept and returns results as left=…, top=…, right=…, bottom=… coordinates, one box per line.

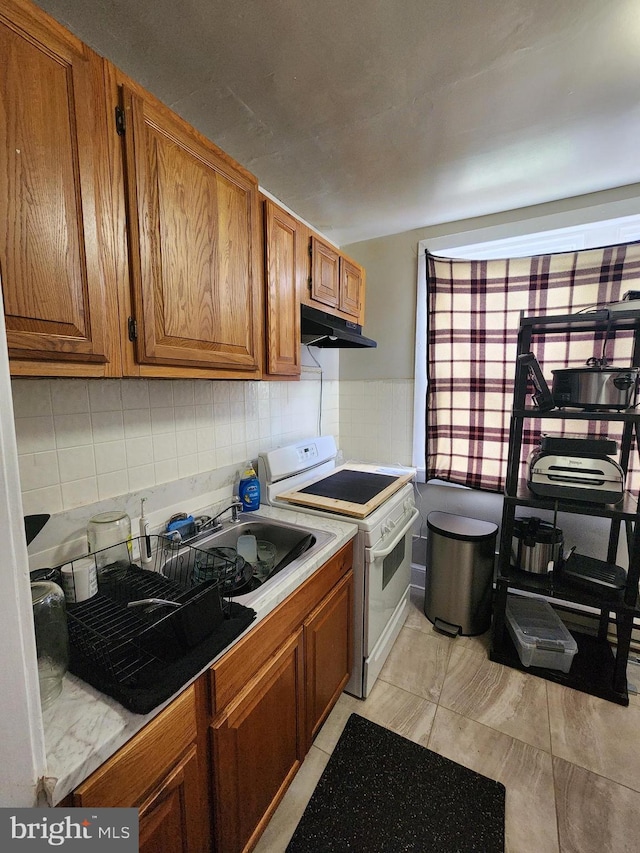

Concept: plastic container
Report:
left=61, top=556, right=98, bottom=603
left=237, top=534, right=258, bottom=568
left=505, top=595, right=578, bottom=672
left=238, top=461, right=260, bottom=512
left=424, top=512, right=498, bottom=636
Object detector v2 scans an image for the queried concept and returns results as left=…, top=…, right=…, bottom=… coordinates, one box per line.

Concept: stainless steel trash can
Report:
left=424, top=512, right=498, bottom=636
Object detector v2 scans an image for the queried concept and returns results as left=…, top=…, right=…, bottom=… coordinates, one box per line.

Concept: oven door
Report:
left=364, top=508, right=419, bottom=655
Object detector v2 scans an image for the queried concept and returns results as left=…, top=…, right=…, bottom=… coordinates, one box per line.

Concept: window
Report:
left=413, top=215, right=640, bottom=489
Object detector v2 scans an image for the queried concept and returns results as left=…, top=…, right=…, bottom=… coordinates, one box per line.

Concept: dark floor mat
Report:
left=287, top=713, right=505, bottom=852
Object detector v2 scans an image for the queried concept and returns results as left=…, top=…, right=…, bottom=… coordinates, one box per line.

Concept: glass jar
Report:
left=31, top=580, right=69, bottom=710
left=87, top=511, right=132, bottom=573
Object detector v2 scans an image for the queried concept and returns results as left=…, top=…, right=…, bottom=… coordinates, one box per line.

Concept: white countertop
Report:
left=42, top=504, right=357, bottom=805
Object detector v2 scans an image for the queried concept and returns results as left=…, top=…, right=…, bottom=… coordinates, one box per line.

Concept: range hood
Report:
left=300, top=304, right=377, bottom=348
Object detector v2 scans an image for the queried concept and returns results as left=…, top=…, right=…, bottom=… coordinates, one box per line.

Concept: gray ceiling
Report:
left=34, top=0, right=640, bottom=245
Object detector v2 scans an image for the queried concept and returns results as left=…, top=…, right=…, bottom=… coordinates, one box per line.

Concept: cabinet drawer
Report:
left=210, top=540, right=353, bottom=715
left=73, top=685, right=197, bottom=807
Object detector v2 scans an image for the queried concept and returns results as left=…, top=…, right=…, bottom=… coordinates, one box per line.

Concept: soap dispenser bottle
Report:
left=238, top=461, right=260, bottom=512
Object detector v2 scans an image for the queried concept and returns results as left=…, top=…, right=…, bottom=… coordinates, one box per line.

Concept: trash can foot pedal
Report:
left=434, top=617, right=461, bottom=637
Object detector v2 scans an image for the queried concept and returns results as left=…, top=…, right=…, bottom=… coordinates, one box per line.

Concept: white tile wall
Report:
left=339, top=379, right=414, bottom=466
left=13, top=371, right=340, bottom=516
left=11, top=373, right=410, bottom=517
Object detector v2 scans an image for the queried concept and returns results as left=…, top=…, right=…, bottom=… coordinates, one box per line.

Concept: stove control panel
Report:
left=259, top=435, right=337, bottom=482
left=296, top=443, right=319, bottom=465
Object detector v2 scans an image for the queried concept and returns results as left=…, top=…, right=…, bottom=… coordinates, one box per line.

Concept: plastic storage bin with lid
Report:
left=506, top=595, right=578, bottom=672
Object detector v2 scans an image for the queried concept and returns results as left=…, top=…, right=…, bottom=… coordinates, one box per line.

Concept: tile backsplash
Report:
left=13, top=370, right=339, bottom=516
left=339, top=379, right=414, bottom=466
left=11, top=371, right=414, bottom=568
left=12, top=371, right=414, bottom=542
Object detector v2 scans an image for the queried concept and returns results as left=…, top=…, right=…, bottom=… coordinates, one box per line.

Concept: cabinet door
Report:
left=0, top=0, right=117, bottom=373
left=121, top=85, right=262, bottom=373
left=304, top=570, right=353, bottom=750
left=211, top=629, right=304, bottom=853
left=138, top=745, right=201, bottom=853
left=73, top=686, right=208, bottom=852
left=310, top=237, right=340, bottom=310
left=339, top=257, right=364, bottom=320
left=264, top=200, right=302, bottom=376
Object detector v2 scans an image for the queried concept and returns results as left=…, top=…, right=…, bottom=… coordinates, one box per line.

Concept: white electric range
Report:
left=258, top=436, right=418, bottom=699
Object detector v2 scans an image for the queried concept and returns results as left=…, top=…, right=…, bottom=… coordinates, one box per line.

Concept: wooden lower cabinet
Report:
left=137, top=745, right=201, bottom=853
left=304, top=571, right=353, bottom=751
left=69, top=541, right=354, bottom=853
left=209, top=541, right=354, bottom=853
left=211, top=629, right=304, bottom=853
left=72, top=684, right=209, bottom=853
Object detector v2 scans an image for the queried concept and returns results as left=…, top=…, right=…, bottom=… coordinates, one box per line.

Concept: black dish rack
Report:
left=62, top=535, right=257, bottom=709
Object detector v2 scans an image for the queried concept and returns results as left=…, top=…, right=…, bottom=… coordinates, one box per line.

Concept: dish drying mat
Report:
left=64, top=537, right=256, bottom=714
left=67, top=598, right=254, bottom=714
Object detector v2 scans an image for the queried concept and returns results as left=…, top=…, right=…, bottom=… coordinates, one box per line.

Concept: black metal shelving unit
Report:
left=490, top=309, right=640, bottom=706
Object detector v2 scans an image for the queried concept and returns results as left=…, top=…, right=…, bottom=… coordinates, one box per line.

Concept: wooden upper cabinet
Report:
left=340, top=256, right=365, bottom=320
left=0, top=0, right=118, bottom=375
left=310, top=236, right=340, bottom=310
left=120, top=84, right=262, bottom=374
left=309, top=235, right=365, bottom=324
left=263, top=199, right=303, bottom=377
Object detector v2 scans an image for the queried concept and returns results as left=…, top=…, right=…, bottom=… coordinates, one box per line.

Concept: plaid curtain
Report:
left=425, top=242, right=640, bottom=492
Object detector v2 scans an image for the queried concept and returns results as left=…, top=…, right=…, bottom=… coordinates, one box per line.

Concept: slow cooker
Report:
left=551, top=364, right=639, bottom=411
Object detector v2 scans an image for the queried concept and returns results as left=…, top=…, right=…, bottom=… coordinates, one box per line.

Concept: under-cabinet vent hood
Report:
left=301, top=305, right=377, bottom=348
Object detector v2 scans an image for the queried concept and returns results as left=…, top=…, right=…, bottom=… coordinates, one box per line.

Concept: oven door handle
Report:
left=366, top=508, right=420, bottom=561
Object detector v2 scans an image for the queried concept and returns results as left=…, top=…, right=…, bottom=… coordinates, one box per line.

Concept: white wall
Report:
left=339, top=379, right=413, bottom=466
left=0, top=297, right=47, bottom=807
left=339, top=182, right=640, bottom=382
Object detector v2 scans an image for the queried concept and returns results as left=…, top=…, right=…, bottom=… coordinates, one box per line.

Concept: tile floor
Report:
left=254, top=588, right=640, bottom=853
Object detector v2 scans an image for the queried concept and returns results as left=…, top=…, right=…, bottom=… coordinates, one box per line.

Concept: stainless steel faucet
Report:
left=163, top=500, right=243, bottom=544
left=208, top=499, right=243, bottom=530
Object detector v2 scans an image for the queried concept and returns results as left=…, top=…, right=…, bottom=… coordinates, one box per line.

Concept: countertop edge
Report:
left=43, top=505, right=358, bottom=805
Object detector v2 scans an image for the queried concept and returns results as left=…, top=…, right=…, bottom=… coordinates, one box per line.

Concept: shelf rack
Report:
left=490, top=309, right=640, bottom=705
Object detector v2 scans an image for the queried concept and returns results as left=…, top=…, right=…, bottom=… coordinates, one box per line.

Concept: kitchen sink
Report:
left=157, top=514, right=335, bottom=606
